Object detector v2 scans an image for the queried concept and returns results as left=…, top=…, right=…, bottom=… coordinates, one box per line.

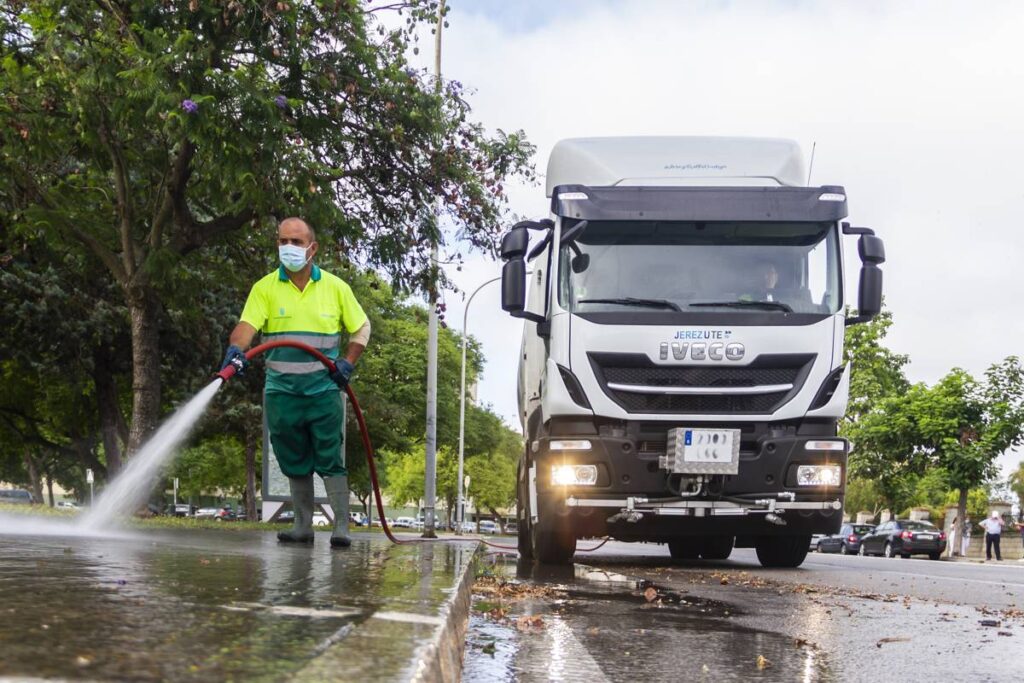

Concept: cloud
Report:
left=427, top=0, right=1024, bottom=475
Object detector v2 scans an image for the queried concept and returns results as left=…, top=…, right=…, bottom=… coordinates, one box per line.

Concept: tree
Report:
left=1009, top=460, right=1024, bottom=522
left=1, top=0, right=533, bottom=451
left=921, top=360, right=1024, bottom=546
left=841, top=308, right=915, bottom=509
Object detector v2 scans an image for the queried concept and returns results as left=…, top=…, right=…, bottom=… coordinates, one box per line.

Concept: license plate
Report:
left=663, top=428, right=741, bottom=475
left=918, top=534, right=934, bottom=540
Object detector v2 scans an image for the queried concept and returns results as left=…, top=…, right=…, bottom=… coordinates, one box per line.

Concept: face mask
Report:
left=279, top=244, right=311, bottom=272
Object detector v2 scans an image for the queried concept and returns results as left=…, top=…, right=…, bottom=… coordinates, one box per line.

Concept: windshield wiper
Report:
left=578, top=297, right=682, bottom=311
left=689, top=300, right=793, bottom=312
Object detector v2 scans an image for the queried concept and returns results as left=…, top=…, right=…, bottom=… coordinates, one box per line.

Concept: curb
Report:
left=292, top=540, right=479, bottom=683
left=408, top=545, right=477, bottom=683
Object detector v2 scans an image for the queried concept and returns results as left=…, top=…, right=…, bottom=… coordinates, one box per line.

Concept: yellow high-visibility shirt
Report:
left=240, top=265, right=368, bottom=395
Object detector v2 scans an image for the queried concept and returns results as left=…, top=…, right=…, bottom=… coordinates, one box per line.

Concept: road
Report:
left=463, top=541, right=1024, bottom=682
left=584, top=541, right=1024, bottom=609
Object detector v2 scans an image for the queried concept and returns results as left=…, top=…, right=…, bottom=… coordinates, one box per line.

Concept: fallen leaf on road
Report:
left=586, top=627, right=600, bottom=635
left=720, top=577, right=729, bottom=585
left=643, top=586, right=658, bottom=602
left=997, top=631, right=1013, bottom=637
left=979, top=620, right=1001, bottom=628
left=876, top=636, right=911, bottom=648
left=756, top=655, right=772, bottom=670
left=515, top=615, right=545, bottom=632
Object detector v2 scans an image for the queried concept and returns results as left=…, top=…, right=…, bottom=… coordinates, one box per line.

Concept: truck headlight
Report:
left=549, top=439, right=592, bottom=451
left=551, top=464, right=598, bottom=486
left=797, top=465, right=842, bottom=486
left=804, top=440, right=845, bottom=452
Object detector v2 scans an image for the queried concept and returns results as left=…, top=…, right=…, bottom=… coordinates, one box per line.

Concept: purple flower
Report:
left=181, top=99, right=198, bottom=114
left=275, top=95, right=288, bottom=109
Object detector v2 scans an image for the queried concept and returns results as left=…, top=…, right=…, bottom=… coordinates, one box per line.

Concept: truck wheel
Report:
left=755, top=535, right=810, bottom=568
left=668, top=540, right=701, bottom=560
left=701, top=535, right=734, bottom=560
left=516, top=462, right=533, bottom=560
left=531, top=517, right=576, bottom=565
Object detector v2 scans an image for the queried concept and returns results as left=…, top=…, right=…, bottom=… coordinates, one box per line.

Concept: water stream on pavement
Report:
left=0, top=380, right=222, bottom=537
left=78, top=380, right=222, bottom=532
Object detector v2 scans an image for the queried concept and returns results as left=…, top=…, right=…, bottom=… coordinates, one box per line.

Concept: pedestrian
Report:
left=978, top=511, right=1004, bottom=561
left=960, top=515, right=971, bottom=557
left=221, top=217, right=371, bottom=548
left=948, top=516, right=958, bottom=557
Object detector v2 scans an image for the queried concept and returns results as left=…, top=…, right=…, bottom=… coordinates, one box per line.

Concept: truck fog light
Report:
left=797, top=465, right=842, bottom=486
left=804, top=440, right=845, bottom=452
left=549, top=439, right=592, bottom=451
left=551, top=464, right=598, bottom=486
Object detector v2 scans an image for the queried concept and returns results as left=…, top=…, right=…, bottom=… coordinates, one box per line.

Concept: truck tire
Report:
left=668, top=539, right=702, bottom=560
left=701, top=535, right=735, bottom=560
left=516, top=462, right=533, bottom=560
left=531, top=516, right=576, bottom=565
left=755, top=535, right=811, bottom=568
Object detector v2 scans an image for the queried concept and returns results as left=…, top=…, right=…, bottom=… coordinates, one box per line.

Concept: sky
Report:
left=405, top=0, right=1024, bottom=479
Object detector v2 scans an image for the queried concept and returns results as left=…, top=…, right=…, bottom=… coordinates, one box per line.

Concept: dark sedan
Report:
left=816, top=523, right=875, bottom=554
left=859, top=519, right=946, bottom=559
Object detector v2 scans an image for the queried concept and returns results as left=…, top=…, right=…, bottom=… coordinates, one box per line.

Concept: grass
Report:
left=0, top=502, right=377, bottom=532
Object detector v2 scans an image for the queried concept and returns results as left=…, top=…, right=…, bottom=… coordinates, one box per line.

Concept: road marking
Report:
left=372, top=610, right=444, bottom=626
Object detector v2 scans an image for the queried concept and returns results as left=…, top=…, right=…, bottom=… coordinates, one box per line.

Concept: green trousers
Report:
left=265, top=390, right=346, bottom=478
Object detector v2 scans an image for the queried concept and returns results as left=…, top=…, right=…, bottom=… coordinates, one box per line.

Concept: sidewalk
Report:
left=0, top=527, right=480, bottom=682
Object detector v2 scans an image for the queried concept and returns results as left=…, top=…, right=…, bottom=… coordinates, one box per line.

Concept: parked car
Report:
left=214, top=507, right=239, bottom=521
left=56, top=501, right=81, bottom=511
left=859, top=519, right=946, bottom=559
left=460, top=520, right=476, bottom=533
left=277, top=510, right=295, bottom=523
left=163, top=503, right=195, bottom=517
left=817, top=523, right=874, bottom=554
left=505, top=521, right=519, bottom=535
left=349, top=511, right=367, bottom=526
left=393, top=516, right=416, bottom=528
left=809, top=534, right=827, bottom=551
left=0, top=489, right=33, bottom=505
left=194, top=507, right=220, bottom=519
left=311, top=513, right=329, bottom=526
left=478, top=520, right=499, bottom=534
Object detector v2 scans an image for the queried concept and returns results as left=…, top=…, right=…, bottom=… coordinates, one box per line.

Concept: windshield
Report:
left=558, top=220, right=841, bottom=315
left=901, top=521, right=938, bottom=532
left=852, top=525, right=874, bottom=535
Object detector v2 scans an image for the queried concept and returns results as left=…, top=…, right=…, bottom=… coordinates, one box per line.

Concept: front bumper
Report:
left=533, top=429, right=847, bottom=540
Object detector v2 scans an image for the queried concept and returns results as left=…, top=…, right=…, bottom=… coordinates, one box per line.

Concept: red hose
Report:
left=222, top=340, right=607, bottom=553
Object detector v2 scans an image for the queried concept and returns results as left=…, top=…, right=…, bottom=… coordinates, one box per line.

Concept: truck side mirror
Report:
left=500, top=227, right=529, bottom=260
left=858, top=235, right=885, bottom=264
left=501, top=258, right=527, bottom=313
left=846, top=233, right=885, bottom=325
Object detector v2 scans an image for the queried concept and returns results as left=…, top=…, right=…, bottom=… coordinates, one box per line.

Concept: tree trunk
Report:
left=46, top=474, right=55, bottom=507
left=244, top=433, right=258, bottom=522
left=126, top=288, right=163, bottom=454
left=487, top=506, right=504, bottom=533
left=93, top=348, right=125, bottom=476
left=956, top=487, right=969, bottom=556
left=23, top=453, right=43, bottom=504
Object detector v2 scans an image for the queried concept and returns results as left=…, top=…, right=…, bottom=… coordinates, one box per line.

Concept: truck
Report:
left=498, top=137, right=885, bottom=567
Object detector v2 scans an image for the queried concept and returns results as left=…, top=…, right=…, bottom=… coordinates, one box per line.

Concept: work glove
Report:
left=330, top=358, right=355, bottom=389
left=220, top=344, right=248, bottom=376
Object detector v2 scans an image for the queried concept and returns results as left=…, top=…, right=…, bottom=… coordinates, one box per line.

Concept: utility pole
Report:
left=422, top=0, right=445, bottom=539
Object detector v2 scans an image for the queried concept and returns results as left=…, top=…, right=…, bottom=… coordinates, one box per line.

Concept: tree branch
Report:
left=96, top=103, right=138, bottom=277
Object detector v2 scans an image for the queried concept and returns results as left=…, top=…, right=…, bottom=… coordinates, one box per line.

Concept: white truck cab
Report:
left=499, top=137, right=885, bottom=567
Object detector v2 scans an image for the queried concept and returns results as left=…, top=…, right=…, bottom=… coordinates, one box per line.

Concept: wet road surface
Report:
left=0, top=528, right=472, bottom=682
left=463, top=542, right=1023, bottom=682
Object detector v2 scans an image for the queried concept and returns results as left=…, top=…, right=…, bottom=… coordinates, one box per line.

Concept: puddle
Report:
left=464, top=555, right=833, bottom=682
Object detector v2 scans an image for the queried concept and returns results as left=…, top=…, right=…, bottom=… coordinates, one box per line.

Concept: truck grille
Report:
left=588, top=352, right=815, bottom=415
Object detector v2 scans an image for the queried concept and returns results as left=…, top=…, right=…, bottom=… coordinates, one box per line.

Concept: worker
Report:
left=221, top=217, right=370, bottom=548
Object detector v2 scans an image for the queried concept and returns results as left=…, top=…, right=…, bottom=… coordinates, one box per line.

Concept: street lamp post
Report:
left=455, top=275, right=502, bottom=535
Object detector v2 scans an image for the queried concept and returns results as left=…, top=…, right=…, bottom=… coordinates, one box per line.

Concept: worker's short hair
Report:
left=279, top=217, right=316, bottom=243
